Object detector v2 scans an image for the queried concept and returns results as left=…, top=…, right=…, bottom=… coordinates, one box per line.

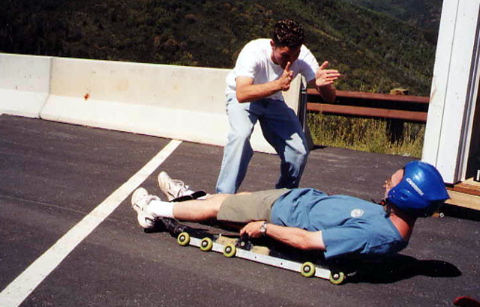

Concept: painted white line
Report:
left=0, top=139, right=182, bottom=307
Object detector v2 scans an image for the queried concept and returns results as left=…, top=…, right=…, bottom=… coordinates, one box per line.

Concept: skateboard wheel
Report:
left=329, top=271, right=346, bottom=285
left=223, top=243, right=236, bottom=258
left=300, top=262, right=316, bottom=278
left=200, top=237, right=213, bottom=251
left=177, top=232, right=190, bottom=246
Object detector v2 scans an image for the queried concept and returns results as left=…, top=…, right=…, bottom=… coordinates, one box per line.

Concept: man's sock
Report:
left=148, top=199, right=175, bottom=219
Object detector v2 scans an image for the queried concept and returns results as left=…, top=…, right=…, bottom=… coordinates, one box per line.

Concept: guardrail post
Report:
left=386, top=88, right=407, bottom=143
left=386, top=119, right=404, bottom=143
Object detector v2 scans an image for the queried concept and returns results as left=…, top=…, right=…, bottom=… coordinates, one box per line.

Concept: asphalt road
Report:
left=0, top=114, right=479, bottom=307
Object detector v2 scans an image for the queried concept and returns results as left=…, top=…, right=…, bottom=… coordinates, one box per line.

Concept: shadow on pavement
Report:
left=347, top=254, right=461, bottom=284
left=441, top=205, right=480, bottom=222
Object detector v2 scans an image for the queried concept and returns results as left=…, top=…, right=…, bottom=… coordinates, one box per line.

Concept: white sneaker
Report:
left=158, top=171, right=194, bottom=201
left=131, top=187, right=160, bottom=229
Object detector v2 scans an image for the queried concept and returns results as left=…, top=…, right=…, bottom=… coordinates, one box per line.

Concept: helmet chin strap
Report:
left=371, top=199, right=387, bottom=206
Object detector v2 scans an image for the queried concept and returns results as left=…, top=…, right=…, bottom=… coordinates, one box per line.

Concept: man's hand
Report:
left=315, top=61, right=340, bottom=88
left=240, top=221, right=265, bottom=238
left=277, top=61, right=294, bottom=91
left=307, top=61, right=340, bottom=103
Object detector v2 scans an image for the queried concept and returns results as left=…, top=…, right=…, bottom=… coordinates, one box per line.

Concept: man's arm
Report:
left=236, top=62, right=294, bottom=103
left=308, top=61, right=340, bottom=104
left=240, top=221, right=326, bottom=251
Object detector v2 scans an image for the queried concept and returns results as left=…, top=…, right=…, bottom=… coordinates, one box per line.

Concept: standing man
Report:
left=216, top=19, right=340, bottom=194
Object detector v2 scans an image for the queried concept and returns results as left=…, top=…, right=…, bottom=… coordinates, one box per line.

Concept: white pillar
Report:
left=423, top=0, right=480, bottom=184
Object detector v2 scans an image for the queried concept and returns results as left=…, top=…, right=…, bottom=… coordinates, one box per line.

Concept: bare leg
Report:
left=171, top=194, right=231, bottom=222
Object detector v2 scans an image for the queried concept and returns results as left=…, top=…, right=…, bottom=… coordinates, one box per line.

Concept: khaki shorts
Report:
left=217, top=189, right=290, bottom=223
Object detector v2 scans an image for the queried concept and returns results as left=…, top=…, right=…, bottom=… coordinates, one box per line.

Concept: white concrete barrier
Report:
left=0, top=54, right=303, bottom=153
left=0, top=54, right=51, bottom=118
left=40, top=56, right=302, bottom=153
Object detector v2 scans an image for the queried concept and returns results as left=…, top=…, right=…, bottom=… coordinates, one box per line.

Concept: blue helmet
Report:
left=387, top=161, right=449, bottom=217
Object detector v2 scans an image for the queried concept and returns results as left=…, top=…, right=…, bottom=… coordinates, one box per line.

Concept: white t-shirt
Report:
left=226, top=38, right=320, bottom=100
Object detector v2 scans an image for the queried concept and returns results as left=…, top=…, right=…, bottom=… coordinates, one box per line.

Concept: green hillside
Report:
left=0, top=0, right=441, bottom=95
left=340, top=0, right=442, bottom=35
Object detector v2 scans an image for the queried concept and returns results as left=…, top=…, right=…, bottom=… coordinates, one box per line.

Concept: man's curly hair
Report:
left=271, top=19, right=305, bottom=48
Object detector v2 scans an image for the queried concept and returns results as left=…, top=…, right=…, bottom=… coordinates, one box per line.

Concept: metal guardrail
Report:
left=305, top=89, right=430, bottom=142
left=306, top=89, right=429, bottom=122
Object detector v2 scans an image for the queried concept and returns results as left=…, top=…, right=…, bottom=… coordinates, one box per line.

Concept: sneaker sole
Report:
left=158, top=172, right=177, bottom=201
left=131, top=188, right=155, bottom=229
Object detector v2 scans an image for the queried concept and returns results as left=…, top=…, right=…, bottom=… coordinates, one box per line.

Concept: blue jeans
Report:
left=216, top=93, right=309, bottom=194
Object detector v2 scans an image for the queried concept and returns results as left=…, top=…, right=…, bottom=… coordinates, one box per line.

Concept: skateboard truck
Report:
left=236, top=234, right=253, bottom=250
